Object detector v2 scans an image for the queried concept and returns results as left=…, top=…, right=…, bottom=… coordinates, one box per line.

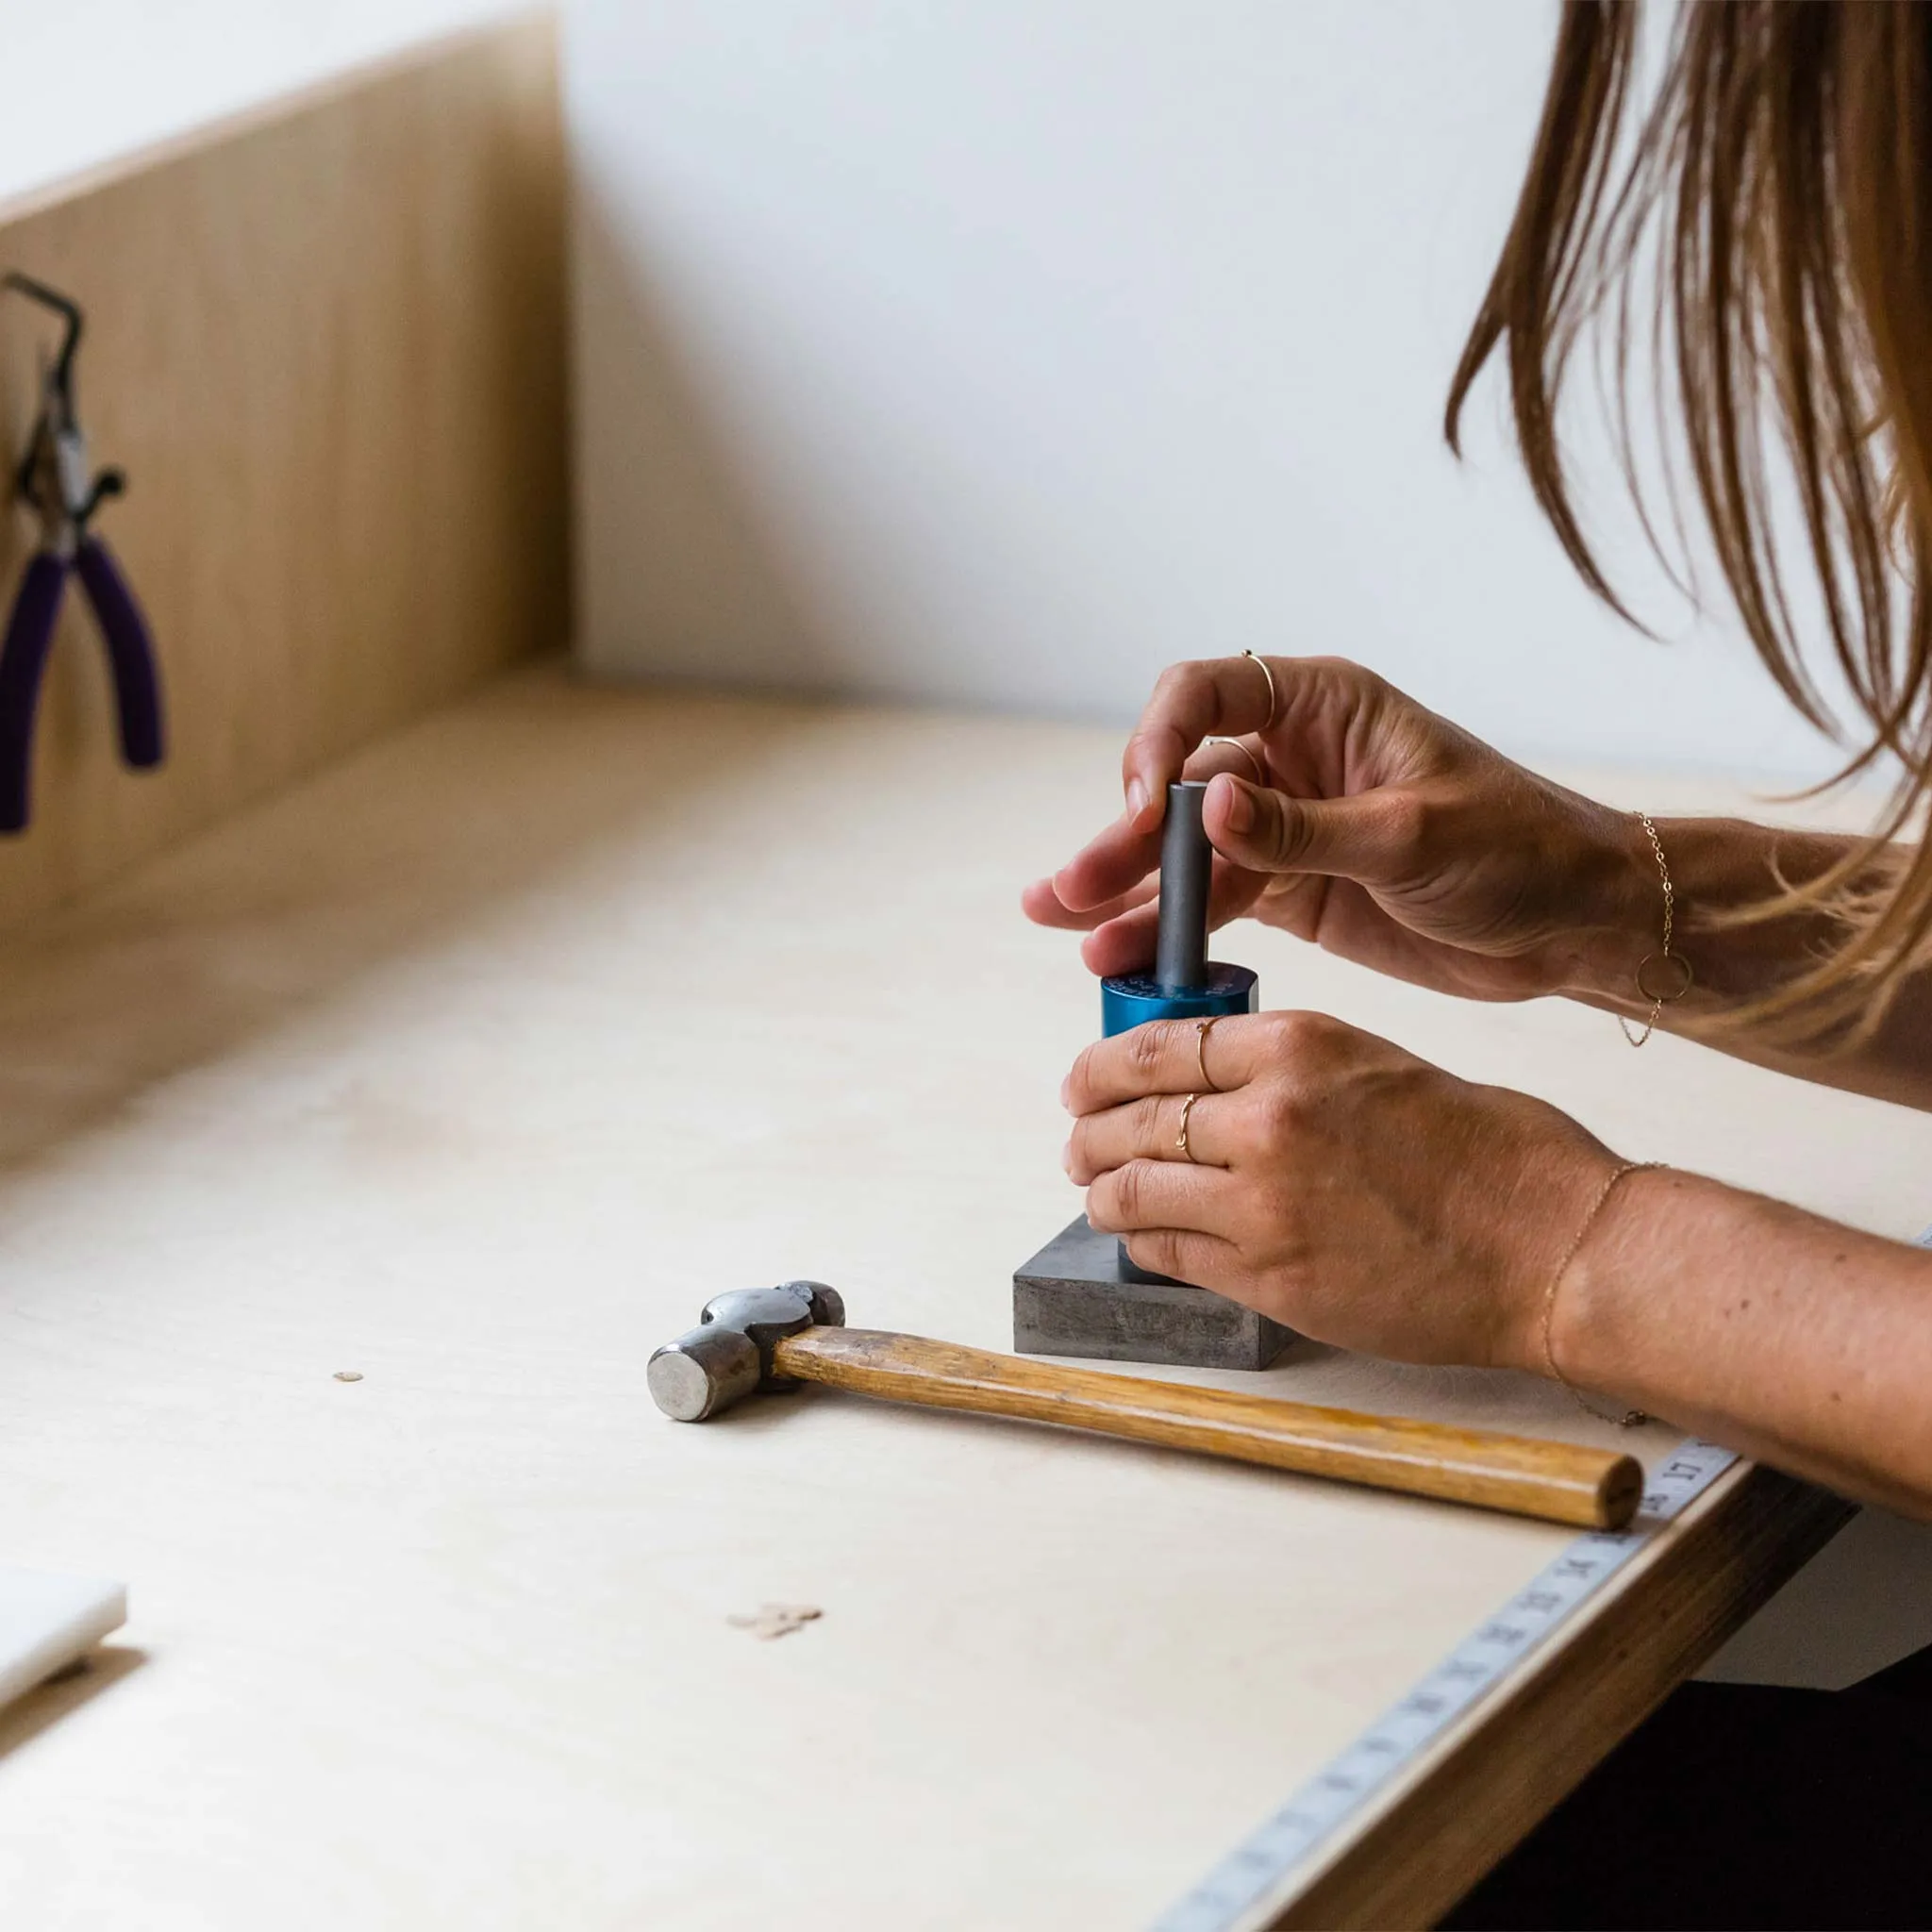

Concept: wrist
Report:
left=1541, top=1163, right=1674, bottom=1403
left=1545, top=805, right=1662, bottom=1008
left=1490, top=1135, right=1624, bottom=1375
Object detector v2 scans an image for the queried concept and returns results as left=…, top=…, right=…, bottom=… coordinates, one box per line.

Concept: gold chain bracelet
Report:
left=1619, top=811, right=1693, bottom=1047
left=1540, top=1159, right=1665, bottom=1427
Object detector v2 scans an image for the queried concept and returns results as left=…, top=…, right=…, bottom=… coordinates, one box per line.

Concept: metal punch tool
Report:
left=0, top=272, right=162, bottom=833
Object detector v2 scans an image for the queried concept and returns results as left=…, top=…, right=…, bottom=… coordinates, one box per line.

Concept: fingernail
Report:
left=1060, top=1141, right=1074, bottom=1175
left=1215, top=774, right=1255, bottom=834
left=1058, top=1076, right=1072, bottom=1109
left=1126, top=776, right=1151, bottom=824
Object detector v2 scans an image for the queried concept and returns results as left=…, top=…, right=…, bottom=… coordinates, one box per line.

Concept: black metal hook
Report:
left=2, top=272, right=82, bottom=401
left=1, top=273, right=124, bottom=530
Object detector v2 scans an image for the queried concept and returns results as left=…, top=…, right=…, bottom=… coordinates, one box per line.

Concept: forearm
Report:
left=1546, top=1166, right=1932, bottom=1516
left=1561, top=815, right=1932, bottom=1106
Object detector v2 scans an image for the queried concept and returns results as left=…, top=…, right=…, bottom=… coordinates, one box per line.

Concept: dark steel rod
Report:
left=1155, top=780, right=1211, bottom=992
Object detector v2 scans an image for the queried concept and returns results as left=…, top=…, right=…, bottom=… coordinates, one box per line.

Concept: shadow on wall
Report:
left=571, top=180, right=846, bottom=693
left=558, top=1, right=1860, bottom=776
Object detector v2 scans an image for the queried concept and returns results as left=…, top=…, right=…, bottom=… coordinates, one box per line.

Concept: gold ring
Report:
left=1195, top=1016, right=1223, bottom=1092
left=1203, top=736, right=1265, bottom=784
left=1241, top=649, right=1279, bottom=729
left=1176, top=1091, right=1202, bottom=1163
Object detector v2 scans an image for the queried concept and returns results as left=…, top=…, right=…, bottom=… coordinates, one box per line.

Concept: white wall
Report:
left=0, top=0, right=520, bottom=210
left=566, top=1, right=1841, bottom=781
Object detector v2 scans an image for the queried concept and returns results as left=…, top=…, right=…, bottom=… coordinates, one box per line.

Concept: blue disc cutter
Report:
left=1014, top=779, right=1292, bottom=1370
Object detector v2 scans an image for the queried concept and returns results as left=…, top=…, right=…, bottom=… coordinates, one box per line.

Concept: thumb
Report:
left=1204, top=774, right=1415, bottom=884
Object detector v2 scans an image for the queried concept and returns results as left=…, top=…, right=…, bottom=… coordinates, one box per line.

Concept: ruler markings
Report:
left=1151, top=1435, right=1740, bottom=1932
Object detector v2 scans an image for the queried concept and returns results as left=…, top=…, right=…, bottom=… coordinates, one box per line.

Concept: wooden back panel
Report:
left=0, top=14, right=568, bottom=931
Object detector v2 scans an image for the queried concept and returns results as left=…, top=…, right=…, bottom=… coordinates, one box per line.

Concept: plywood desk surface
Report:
left=0, top=664, right=1915, bottom=1929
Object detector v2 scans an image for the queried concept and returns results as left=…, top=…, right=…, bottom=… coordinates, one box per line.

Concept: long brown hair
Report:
left=1446, top=0, right=1932, bottom=1036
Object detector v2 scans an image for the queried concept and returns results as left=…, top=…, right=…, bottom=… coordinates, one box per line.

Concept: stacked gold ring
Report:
left=1195, top=1015, right=1223, bottom=1091
left=1202, top=736, right=1265, bottom=784
left=1176, top=1091, right=1203, bottom=1163
left=1241, top=649, right=1279, bottom=729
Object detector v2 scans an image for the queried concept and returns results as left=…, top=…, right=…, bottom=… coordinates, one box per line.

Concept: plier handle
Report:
left=0, top=273, right=162, bottom=834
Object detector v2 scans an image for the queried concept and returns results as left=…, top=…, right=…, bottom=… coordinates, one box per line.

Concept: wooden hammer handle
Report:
left=772, top=1326, right=1642, bottom=1530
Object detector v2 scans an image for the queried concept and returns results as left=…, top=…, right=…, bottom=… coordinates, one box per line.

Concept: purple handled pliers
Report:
left=0, top=272, right=162, bottom=833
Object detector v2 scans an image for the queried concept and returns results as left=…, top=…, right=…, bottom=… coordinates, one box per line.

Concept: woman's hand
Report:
left=1024, top=656, right=1649, bottom=1004
left=1062, top=1009, right=1619, bottom=1369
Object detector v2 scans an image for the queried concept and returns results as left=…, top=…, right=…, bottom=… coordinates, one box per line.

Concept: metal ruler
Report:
left=1152, top=1434, right=1740, bottom=1932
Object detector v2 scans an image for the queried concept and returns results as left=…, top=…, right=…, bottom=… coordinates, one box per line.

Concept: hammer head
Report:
left=648, top=1281, right=845, bottom=1422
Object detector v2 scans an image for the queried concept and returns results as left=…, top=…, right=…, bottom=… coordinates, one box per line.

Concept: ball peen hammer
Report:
left=648, top=1284, right=1642, bottom=1530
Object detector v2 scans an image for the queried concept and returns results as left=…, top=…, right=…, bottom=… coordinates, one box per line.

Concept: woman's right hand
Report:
left=1022, top=656, right=1651, bottom=1006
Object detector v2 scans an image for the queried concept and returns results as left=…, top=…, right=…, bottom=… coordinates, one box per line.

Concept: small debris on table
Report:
left=333, top=1370, right=364, bottom=1383
left=727, top=1603, right=823, bottom=1641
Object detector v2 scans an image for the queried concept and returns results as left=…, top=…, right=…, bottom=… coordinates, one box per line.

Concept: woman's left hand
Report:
left=1063, top=1011, right=1620, bottom=1370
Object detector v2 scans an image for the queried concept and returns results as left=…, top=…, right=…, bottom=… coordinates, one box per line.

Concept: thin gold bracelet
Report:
left=1540, top=1159, right=1666, bottom=1428
left=1620, top=811, right=1693, bottom=1046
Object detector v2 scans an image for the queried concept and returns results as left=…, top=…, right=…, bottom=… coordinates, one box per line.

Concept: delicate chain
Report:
left=1619, top=811, right=1692, bottom=1047
left=1540, top=1159, right=1664, bottom=1427
left=1641, top=811, right=1674, bottom=955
